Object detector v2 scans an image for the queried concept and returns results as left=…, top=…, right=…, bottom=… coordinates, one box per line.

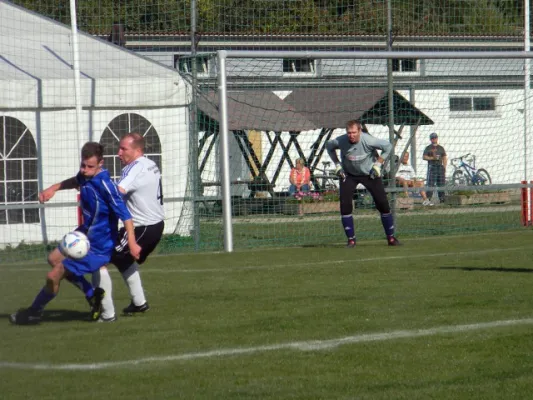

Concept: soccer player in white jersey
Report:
left=97, top=132, right=165, bottom=321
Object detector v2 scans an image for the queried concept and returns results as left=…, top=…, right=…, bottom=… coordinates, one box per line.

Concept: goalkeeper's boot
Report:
left=122, top=301, right=150, bottom=316
left=387, top=236, right=402, bottom=246
left=9, top=307, right=42, bottom=325
left=346, top=238, right=356, bottom=248
left=89, top=287, right=106, bottom=321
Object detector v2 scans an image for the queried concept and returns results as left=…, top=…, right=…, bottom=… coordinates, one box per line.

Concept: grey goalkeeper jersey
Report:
left=326, top=133, right=392, bottom=176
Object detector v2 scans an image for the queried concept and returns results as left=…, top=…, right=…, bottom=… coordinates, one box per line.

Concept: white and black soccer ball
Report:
left=59, top=231, right=90, bottom=259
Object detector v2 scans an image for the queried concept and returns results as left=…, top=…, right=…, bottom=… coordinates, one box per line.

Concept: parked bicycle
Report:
left=312, top=161, right=339, bottom=191
left=449, top=153, right=491, bottom=186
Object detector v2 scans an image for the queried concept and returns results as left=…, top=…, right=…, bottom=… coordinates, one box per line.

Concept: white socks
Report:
left=92, top=267, right=115, bottom=319
left=121, top=262, right=146, bottom=306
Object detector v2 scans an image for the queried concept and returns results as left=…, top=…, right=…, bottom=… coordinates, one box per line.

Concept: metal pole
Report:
left=525, top=0, right=530, bottom=181
left=386, top=0, right=396, bottom=215
left=410, top=87, right=417, bottom=172
left=190, top=0, right=201, bottom=250
left=69, top=0, right=83, bottom=150
left=217, top=51, right=234, bottom=252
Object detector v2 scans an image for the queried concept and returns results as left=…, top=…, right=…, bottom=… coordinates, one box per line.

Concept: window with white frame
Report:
left=0, top=116, right=39, bottom=224
left=174, top=55, right=209, bottom=76
left=282, top=58, right=316, bottom=76
left=449, top=95, right=498, bottom=117
left=100, top=113, right=162, bottom=181
left=392, top=59, right=418, bottom=74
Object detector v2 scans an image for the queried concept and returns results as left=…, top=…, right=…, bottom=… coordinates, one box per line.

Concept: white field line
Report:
left=2, top=318, right=533, bottom=371
left=3, top=245, right=531, bottom=274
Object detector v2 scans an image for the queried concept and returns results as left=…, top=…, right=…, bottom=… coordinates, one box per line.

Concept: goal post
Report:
left=189, top=49, right=533, bottom=251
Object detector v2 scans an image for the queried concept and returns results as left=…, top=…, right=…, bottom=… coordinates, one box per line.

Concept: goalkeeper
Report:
left=326, top=120, right=401, bottom=247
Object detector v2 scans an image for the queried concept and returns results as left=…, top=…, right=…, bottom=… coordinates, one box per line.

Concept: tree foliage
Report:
left=11, top=0, right=524, bottom=36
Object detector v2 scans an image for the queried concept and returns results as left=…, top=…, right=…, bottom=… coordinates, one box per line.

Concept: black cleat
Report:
left=9, top=308, right=42, bottom=325
left=346, top=239, right=356, bottom=248
left=122, top=302, right=150, bottom=315
left=388, top=236, right=402, bottom=246
left=89, top=287, right=106, bottom=321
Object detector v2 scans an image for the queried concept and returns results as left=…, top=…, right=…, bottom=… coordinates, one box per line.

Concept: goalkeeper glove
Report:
left=334, top=164, right=346, bottom=181
left=369, top=162, right=383, bottom=180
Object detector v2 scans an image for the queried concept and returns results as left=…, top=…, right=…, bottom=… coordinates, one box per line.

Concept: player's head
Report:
left=345, top=120, right=362, bottom=144
left=118, top=133, right=145, bottom=165
left=80, top=142, right=104, bottom=178
left=430, top=132, right=438, bottom=143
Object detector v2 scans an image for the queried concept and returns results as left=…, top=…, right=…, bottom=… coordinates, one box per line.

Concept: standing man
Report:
left=96, top=132, right=164, bottom=321
left=10, top=142, right=140, bottom=325
left=326, top=120, right=401, bottom=247
left=423, top=132, right=447, bottom=204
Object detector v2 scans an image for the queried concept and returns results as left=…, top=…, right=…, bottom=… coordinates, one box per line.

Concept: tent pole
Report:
left=68, top=0, right=84, bottom=149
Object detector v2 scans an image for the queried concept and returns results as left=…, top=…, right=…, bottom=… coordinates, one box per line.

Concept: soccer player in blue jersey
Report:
left=326, top=120, right=401, bottom=248
left=9, top=142, right=141, bottom=325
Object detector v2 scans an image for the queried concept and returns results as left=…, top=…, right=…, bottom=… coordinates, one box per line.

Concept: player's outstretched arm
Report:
left=39, top=176, right=78, bottom=203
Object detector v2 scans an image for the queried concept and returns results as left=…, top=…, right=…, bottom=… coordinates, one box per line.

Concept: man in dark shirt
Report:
left=423, top=132, right=447, bottom=203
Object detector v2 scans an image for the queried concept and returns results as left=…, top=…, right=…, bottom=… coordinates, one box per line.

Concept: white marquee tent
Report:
left=0, top=1, right=192, bottom=246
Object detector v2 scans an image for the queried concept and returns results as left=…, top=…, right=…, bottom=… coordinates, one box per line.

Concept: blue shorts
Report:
left=62, top=249, right=111, bottom=277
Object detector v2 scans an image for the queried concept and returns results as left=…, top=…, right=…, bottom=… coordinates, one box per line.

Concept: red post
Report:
left=529, top=181, right=533, bottom=226
left=77, top=194, right=83, bottom=226
left=521, top=180, right=527, bottom=226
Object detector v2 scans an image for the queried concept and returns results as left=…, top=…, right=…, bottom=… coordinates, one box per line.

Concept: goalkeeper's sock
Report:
left=30, top=287, right=56, bottom=313
left=66, top=274, right=94, bottom=300
left=341, top=214, right=355, bottom=240
left=380, top=213, right=395, bottom=237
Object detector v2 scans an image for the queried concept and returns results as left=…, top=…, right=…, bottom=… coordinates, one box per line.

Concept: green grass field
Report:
left=2, top=230, right=533, bottom=399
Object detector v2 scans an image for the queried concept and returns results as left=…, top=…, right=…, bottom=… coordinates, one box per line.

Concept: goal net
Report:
left=181, top=50, right=532, bottom=250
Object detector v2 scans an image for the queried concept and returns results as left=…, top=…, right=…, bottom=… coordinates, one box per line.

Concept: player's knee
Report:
left=47, top=248, right=63, bottom=267
left=340, top=204, right=352, bottom=215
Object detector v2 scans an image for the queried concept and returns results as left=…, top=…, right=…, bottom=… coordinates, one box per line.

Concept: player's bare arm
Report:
left=123, top=219, right=141, bottom=260
left=39, top=176, right=78, bottom=203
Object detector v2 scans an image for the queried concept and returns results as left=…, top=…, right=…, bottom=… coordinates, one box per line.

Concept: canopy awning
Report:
left=283, top=88, right=434, bottom=128
left=196, top=90, right=317, bottom=132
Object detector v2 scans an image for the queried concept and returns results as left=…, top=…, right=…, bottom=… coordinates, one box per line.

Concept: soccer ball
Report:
left=60, top=231, right=90, bottom=259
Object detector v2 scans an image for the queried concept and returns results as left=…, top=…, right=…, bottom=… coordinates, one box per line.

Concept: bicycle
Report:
left=449, top=153, right=492, bottom=186
left=312, top=161, right=339, bottom=192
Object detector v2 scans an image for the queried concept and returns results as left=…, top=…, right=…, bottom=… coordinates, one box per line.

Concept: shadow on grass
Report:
left=440, top=266, right=533, bottom=273
left=1, top=309, right=90, bottom=324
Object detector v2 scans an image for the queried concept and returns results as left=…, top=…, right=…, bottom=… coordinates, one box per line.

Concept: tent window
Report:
left=100, top=113, right=162, bottom=181
left=0, top=116, right=39, bottom=225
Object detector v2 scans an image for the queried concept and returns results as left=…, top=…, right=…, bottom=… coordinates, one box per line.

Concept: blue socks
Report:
left=66, top=274, right=94, bottom=300
left=341, top=214, right=355, bottom=240
left=30, top=287, right=56, bottom=313
left=380, top=213, right=395, bottom=237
